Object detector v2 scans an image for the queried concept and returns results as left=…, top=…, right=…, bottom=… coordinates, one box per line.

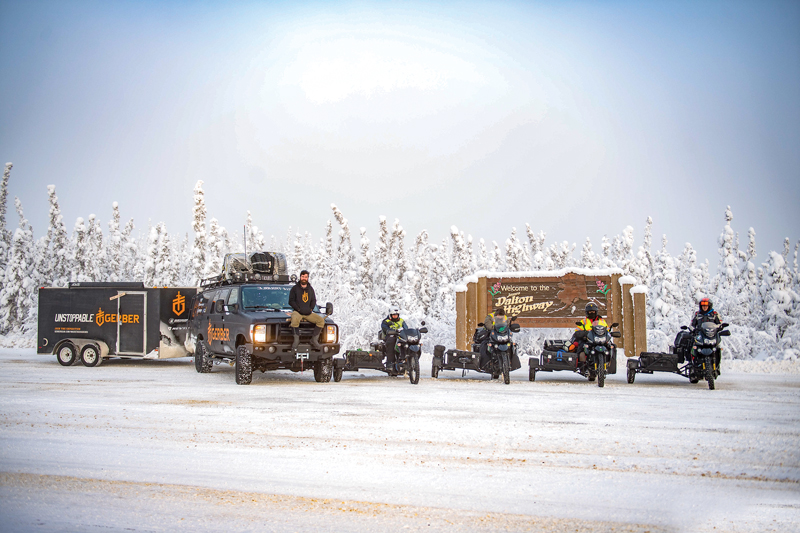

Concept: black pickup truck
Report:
left=188, top=251, right=340, bottom=384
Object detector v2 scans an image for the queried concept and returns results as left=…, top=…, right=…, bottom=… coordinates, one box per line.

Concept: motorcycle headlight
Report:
left=595, top=335, right=607, bottom=343
left=705, top=338, right=717, bottom=346
left=496, top=335, right=509, bottom=342
left=407, top=335, right=418, bottom=343
left=253, top=325, right=267, bottom=344
left=326, top=325, right=337, bottom=343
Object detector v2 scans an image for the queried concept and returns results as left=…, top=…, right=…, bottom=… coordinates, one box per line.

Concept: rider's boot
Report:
left=291, top=327, right=300, bottom=351
left=310, top=326, right=323, bottom=350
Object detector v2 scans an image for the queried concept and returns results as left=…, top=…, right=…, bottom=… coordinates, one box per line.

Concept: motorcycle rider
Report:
left=479, top=308, right=506, bottom=370
left=690, top=297, right=723, bottom=374
left=381, top=305, right=408, bottom=375
left=691, top=297, right=721, bottom=329
left=567, top=303, right=608, bottom=360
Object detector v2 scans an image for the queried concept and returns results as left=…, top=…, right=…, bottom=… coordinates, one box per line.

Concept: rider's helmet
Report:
left=585, top=302, right=599, bottom=320
left=699, top=297, right=711, bottom=313
left=389, top=305, right=400, bottom=321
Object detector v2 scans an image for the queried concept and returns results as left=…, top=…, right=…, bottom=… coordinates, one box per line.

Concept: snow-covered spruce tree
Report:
left=466, top=235, right=478, bottom=273
left=191, top=180, right=207, bottom=284
left=411, top=230, right=430, bottom=308
left=505, top=227, right=530, bottom=271
left=678, top=243, right=704, bottom=308
left=450, top=226, right=471, bottom=283
left=331, top=204, right=356, bottom=296
left=156, top=223, right=178, bottom=286
left=580, top=237, right=599, bottom=268
left=358, top=228, right=372, bottom=299
left=71, top=217, right=91, bottom=283
left=491, top=241, right=505, bottom=271
left=371, top=216, right=390, bottom=299
left=245, top=211, right=266, bottom=254
left=40, top=185, right=71, bottom=287
left=759, top=250, right=799, bottom=359
left=177, top=233, right=193, bottom=286
left=143, top=223, right=159, bottom=287
left=85, top=214, right=104, bottom=282
left=649, top=235, right=683, bottom=338
left=713, top=206, right=740, bottom=315
left=613, top=226, right=636, bottom=276
left=0, top=163, right=13, bottom=271
left=526, top=224, right=546, bottom=270
left=206, top=218, right=224, bottom=276
left=390, top=221, right=408, bottom=306
left=547, top=241, right=575, bottom=269
left=106, top=202, right=123, bottom=283
left=632, top=217, right=654, bottom=287
left=119, top=219, right=138, bottom=282
left=477, top=238, right=489, bottom=271
left=0, top=198, right=35, bottom=335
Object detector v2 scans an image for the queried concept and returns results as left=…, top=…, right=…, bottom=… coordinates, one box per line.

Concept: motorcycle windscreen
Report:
left=117, top=293, right=146, bottom=354
left=494, top=316, right=509, bottom=332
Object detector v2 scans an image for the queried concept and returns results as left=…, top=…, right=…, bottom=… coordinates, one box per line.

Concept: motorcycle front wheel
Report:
left=597, top=354, right=605, bottom=388
left=501, top=353, right=510, bottom=385
left=408, top=355, right=420, bottom=385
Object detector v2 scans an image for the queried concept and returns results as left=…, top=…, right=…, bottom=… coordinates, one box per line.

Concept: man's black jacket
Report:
left=289, top=282, right=317, bottom=315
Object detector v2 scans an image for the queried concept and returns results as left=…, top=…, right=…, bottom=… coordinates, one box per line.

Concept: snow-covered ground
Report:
left=0, top=348, right=798, bottom=532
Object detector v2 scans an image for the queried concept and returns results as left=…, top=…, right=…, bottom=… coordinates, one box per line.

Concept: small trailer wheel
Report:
left=529, top=367, right=536, bottom=382
left=627, top=367, right=636, bottom=384
left=431, top=364, right=439, bottom=379
left=80, top=344, right=101, bottom=367
left=57, top=343, right=76, bottom=366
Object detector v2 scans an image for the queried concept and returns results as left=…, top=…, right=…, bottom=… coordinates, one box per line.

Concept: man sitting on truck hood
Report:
left=288, top=270, right=325, bottom=351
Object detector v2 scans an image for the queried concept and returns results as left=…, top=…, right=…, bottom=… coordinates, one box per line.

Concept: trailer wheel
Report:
left=333, top=365, right=343, bottom=382
left=57, top=343, right=76, bottom=366
left=627, top=367, right=636, bottom=384
left=195, top=340, right=212, bottom=373
left=235, top=346, right=253, bottom=385
left=431, top=364, right=439, bottom=379
left=529, top=367, right=536, bottom=382
left=80, top=344, right=101, bottom=367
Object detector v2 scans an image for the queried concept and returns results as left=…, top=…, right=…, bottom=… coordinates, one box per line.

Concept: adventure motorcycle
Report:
left=685, top=321, right=730, bottom=390
left=530, top=321, right=620, bottom=387
left=432, top=316, right=521, bottom=385
left=335, top=322, right=428, bottom=385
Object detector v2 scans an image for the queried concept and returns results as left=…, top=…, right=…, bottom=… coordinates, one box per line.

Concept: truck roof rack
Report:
left=68, top=282, right=146, bottom=289
left=199, top=251, right=293, bottom=289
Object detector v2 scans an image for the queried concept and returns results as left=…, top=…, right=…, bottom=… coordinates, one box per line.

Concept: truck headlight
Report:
left=326, top=325, right=337, bottom=343
left=253, top=325, right=267, bottom=344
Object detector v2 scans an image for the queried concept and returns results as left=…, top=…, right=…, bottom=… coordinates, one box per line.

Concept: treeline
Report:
left=1, top=163, right=798, bottom=359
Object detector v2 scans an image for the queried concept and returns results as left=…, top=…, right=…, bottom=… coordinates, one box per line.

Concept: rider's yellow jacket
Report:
left=575, top=317, right=609, bottom=331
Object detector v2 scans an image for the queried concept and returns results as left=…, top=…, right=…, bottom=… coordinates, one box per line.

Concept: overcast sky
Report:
left=1, top=0, right=798, bottom=269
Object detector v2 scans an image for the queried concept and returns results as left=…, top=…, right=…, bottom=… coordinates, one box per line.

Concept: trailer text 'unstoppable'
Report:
left=54, top=311, right=141, bottom=325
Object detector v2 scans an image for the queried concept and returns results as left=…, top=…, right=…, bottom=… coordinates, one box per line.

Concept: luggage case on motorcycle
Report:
left=539, top=342, right=578, bottom=371
left=635, top=352, right=681, bottom=373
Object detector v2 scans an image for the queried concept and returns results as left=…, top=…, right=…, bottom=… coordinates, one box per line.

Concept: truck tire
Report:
left=195, top=340, right=212, bottom=373
left=314, top=358, right=332, bottom=383
left=235, top=345, right=253, bottom=385
left=57, top=343, right=76, bottom=366
left=80, top=344, right=101, bottom=367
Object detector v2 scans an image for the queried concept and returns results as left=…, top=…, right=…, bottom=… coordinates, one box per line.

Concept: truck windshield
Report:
left=241, top=286, right=292, bottom=310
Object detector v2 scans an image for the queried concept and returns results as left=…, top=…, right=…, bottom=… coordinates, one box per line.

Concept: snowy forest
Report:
left=0, top=162, right=798, bottom=360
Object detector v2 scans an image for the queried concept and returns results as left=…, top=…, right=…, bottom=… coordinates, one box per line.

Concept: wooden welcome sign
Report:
left=454, top=268, right=645, bottom=355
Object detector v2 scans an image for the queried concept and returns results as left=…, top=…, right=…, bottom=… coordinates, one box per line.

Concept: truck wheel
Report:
left=314, top=358, right=332, bottom=383
left=57, top=343, right=76, bottom=366
left=235, top=346, right=253, bottom=385
left=80, top=344, right=101, bottom=367
left=195, top=341, right=212, bottom=373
